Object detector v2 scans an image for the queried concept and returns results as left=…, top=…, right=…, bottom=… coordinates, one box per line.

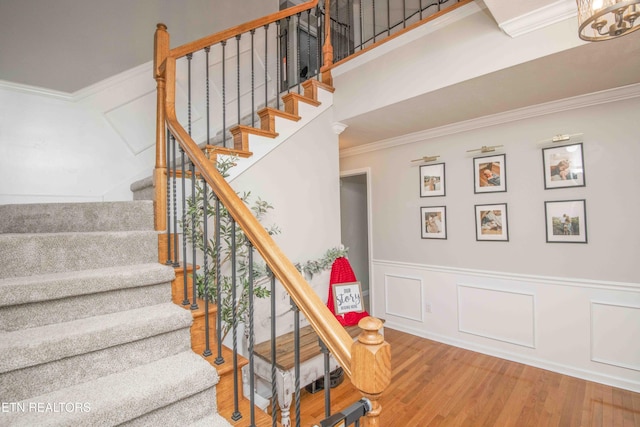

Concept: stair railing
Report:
left=154, top=1, right=391, bottom=426
left=154, top=0, right=471, bottom=424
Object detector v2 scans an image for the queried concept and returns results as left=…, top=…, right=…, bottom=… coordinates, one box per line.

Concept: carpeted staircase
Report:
left=0, top=201, right=231, bottom=426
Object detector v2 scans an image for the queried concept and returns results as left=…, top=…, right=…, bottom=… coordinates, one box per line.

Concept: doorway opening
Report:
left=339, top=171, right=371, bottom=313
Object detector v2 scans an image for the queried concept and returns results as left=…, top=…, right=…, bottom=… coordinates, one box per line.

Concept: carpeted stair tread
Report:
left=0, top=201, right=154, bottom=233
left=1, top=328, right=193, bottom=403
left=0, top=302, right=192, bottom=374
left=0, top=263, right=175, bottom=307
left=0, top=230, right=158, bottom=279
left=0, top=350, right=219, bottom=427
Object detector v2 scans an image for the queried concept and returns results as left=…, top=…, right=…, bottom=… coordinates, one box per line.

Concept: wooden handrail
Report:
left=162, top=55, right=355, bottom=375
left=169, top=0, right=319, bottom=59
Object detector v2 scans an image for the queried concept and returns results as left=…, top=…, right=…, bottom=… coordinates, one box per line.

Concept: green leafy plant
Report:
left=182, top=156, right=347, bottom=341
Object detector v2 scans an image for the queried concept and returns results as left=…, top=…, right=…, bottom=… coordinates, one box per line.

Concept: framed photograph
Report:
left=474, top=154, right=506, bottom=193
left=544, top=199, right=587, bottom=243
left=475, top=203, right=509, bottom=241
left=420, top=163, right=446, bottom=197
left=332, top=282, right=364, bottom=315
left=542, top=143, right=585, bottom=189
left=421, top=206, right=447, bottom=239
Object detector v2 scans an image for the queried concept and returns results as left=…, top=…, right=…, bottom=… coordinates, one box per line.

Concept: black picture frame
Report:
left=421, top=206, right=447, bottom=239
left=475, top=203, right=509, bottom=241
left=542, top=143, right=586, bottom=189
left=473, top=154, right=506, bottom=194
left=544, top=199, right=587, bottom=243
left=419, top=163, right=446, bottom=197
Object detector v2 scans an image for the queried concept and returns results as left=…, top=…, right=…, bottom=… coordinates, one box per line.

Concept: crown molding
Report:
left=499, top=0, right=577, bottom=38
left=0, top=80, right=73, bottom=101
left=0, top=61, right=154, bottom=104
left=340, top=82, right=640, bottom=158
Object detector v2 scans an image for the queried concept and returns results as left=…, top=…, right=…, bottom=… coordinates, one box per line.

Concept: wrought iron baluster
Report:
left=403, top=0, right=407, bottom=28
left=387, top=0, right=391, bottom=36
left=231, top=218, right=242, bottom=421
left=202, top=179, right=211, bottom=358
left=348, top=0, right=354, bottom=56
left=190, top=159, right=198, bottom=311
left=276, top=20, right=282, bottom=108
left=296, top=13, right=301, bottom=92
left=187, top=53, right=193, bottom=136
left=269, top=270, right=278, bottom=427
left=285, top=16, right=291, bottom=92
left=291, top=298, right=301, bottom=427
left=306, top=9, right=311, bottom=81
left=221, top=40, right=227, bottom=148
left=264, top=24, right=269, bottom=109
left=205, top=46, right=211, bottom=146
left=180, top=145, right=189, bottom=306
left=214, top=195, right=224, bottom=365
left=316, top=5, right=322, bottom=77
left=359, top=0, right=364, bottom=50
left=164, top=129, right=172, bottom=265
left=250, top=29, right=256, bottom=128
left=247, top=239, right=256, bottom=427
left=236, top=34, right=241, bottom=127
left=171, top=135, right=179, bottom=268
left=420, top=0, right=423, bottom=20
left=373, top=0, right=377, bottom=42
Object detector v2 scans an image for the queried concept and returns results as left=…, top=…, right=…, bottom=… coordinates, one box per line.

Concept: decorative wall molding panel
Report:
left=457, top=284, right=536, bottom=348
left=372, top=259, right=640, bottom=392
left=591, top=301, right=640, bottom=372
left=384, top=274, right=424, bottom=322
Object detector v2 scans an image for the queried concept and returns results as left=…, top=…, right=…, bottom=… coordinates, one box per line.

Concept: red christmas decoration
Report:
left=327, top=257, right=369, bottom=326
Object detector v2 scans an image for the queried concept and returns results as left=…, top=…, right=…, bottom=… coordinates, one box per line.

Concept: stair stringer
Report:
left=219, top=84, right=334, bottom=183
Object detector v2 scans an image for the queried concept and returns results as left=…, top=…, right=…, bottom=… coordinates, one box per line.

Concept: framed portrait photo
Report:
left=475, top=203, right=509, bottom=241
left=419, top=163, right=446, bottom=197
left=544, top=199, right=587, bottom=243
left=421, top=206, right=447, bottom=239
left=542, top=143, right=585, bottom=189
left=474, top=154, right=506, bottom=194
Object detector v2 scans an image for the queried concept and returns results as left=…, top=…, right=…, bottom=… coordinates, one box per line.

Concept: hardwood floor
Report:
left=291, top=328, right=640, bottom=427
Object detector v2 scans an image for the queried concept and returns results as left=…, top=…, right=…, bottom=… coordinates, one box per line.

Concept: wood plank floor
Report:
left=289, top=328, right=640, bottom=427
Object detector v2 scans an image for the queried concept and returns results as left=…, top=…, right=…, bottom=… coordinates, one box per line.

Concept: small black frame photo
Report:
left=544, top=199, right=587, bottom=243
left=420, top=163, right=446, bottom=197
left=473, top=154, right=506, bottom=194
left=421, top=206, right=447, bottom=239
left=475, top=203, right=509, bottom=242
left=542, top=143, right=586, bottom=189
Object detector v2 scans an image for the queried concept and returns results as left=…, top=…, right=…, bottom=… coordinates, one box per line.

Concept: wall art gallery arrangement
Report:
left=420, top=142, right=587, bottom=243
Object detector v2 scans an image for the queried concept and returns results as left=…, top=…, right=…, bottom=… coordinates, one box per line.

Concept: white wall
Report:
left=339, top=93, right=640, bottom=392
left=229, top=104, right=343, bottom=341
left=0, top=71, right=157, bottom=204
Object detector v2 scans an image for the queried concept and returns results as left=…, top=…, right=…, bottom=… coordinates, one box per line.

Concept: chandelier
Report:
left=576, top=0, right=640, bottom=40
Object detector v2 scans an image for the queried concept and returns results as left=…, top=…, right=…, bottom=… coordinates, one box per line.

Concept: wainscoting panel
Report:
left=384, top=274, right=423, bottom=322
left=105, top=90, right=157, bottom=155
left=591, top=302, right=640, bottom=371
left=457, top=284, right=535, bottom=348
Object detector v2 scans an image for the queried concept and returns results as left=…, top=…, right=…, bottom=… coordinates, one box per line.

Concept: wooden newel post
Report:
left=320, top=0, right=334, bottom=86
left=351, top=317, right=391, bottom=426
left=154, top=23, right=169, bottom=232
